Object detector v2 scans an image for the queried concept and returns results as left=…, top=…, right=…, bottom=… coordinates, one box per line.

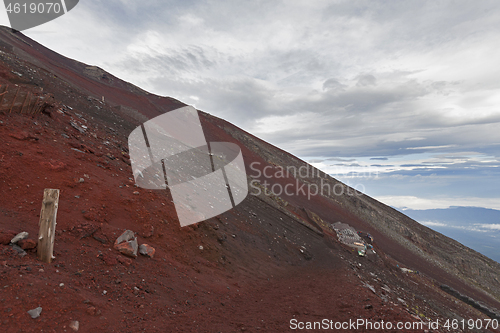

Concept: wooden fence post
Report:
left=20, top=91, right=30, bottom=114
left=0, top=85, right=7, bottom=108
left=37, top=189, right=60, bottom=263
left=8, top=86, right=20, bottom=113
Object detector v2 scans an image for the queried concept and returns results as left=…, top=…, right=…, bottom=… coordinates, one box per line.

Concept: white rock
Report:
left=27, top=307, right=42, bottom=319
left=115, top=230, right=135, bottom=245
left=69, top=320, right=79, bottom=331
left=11, top=232, right=29, bottom=244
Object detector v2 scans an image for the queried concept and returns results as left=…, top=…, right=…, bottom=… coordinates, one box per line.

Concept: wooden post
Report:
left=0, top=85, right=7, bottom=108
left=37, top=189, right=60, bottom=263
left=20, top=91, right=30, bottom=114
left=8, top=86, right=20, bottom=113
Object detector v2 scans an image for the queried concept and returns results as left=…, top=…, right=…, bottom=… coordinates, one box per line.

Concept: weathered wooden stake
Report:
left=20, top=91, right=30, bottom=114
left=0, top=86, right=7, bottom=108
left=37, top=189, right=60, bottom=263
left=8, top=86, right=20, bottom=113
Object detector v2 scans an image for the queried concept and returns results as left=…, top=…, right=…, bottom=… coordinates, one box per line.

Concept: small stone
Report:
left=11, top=244, right=27, bottom=256
left=141, top=224, right=154, bottom=238
left=59, top=283, right=64, bottom=287
left=79, top=178, right=85, bottom=183
left=139, top=244, right=155, bottom=258
left=11, top=231, right=29, bottom=244
left=18, top=239, right=37, bottom=250
left=115, top=239, right=138, bottom=258
left=86, top=306, right=96, bottom=315
left=198, top=245, right=203, bottom=250
left=27, top=307, right=42, bottom=319
left=69, top=320, right=79, bottom=331
left=114, top=230, right=135, bottom=246
left=114, top=230, right=138, bottom=258
left=364, top=304, right=373, bottom=310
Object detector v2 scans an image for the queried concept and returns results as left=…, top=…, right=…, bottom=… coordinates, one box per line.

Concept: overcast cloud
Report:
left=1, top=0, right=499, bottom=210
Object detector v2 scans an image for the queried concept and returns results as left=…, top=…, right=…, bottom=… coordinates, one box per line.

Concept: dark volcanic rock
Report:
left=139, top=244, right=155, bottom=258
left=114, top=230, right=138, bottom=258
left=440, top=285, right=500, bottom=320
left=114, top=239, right=138, bottom=258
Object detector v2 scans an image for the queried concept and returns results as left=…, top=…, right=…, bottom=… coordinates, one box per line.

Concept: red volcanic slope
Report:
left=0, top=26, right=499, bottom=332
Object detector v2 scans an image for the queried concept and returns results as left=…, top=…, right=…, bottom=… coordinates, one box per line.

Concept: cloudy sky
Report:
left=1, top=0, right=500, bottom=210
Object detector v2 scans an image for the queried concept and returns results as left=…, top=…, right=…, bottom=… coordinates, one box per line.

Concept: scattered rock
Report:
left=18, top=239, right=37, bottom=250
left=10, top=244, right=27, bottom=256
left=27, top=307, right=42, bottom=319
left=364, top=304, right=373, bottom=309
left=115, top=240, right=138, bottom=258
left=70, top=121, right=85, bottom=133
left=69, top=320, right=79, bottom=331
left=139, top=244, right=155, bottom=258
left=86, top=306, right=96, bottom=315
left=0, top=230, right=17, bottom=245
left=114, top=230, right=138, bottom=258
left=141, top=224, right=154, bottom=238
left=114, top=230, right=135, bottom=246
left=440, top=285, right=500, bottom=320
left=92, top=230, right=109, bottom=244
left=11, top=231, right=29, bottom=244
